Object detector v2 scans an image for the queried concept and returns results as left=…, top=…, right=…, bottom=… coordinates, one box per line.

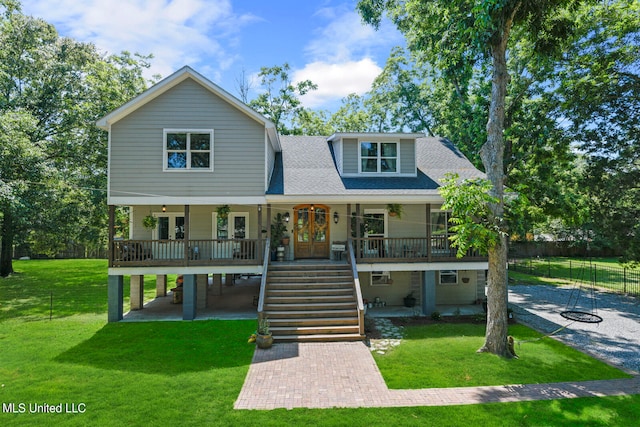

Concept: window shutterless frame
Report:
left=163, top=129, right=214, bottom=171
left=358, top=141, right=399, bottom=174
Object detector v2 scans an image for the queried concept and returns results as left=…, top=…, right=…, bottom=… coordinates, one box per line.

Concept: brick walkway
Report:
left=234, top=342, right=640, bottom=410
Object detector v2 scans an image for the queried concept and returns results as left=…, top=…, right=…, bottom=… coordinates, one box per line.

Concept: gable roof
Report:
left=96, top=66, right=280, bottom=150
left=266, top=135, right=485, bottom=202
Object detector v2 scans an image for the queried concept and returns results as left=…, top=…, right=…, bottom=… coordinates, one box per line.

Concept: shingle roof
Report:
left=266, top=135, right=484, bottom=199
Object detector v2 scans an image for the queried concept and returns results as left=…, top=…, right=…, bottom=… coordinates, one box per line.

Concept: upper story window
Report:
left=360, top=141, right=397, bottom=173
left=163, top=129, right=214, bottom=171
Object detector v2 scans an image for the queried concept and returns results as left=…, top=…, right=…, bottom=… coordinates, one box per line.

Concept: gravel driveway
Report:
left=508, top=284, right=640, bottom=374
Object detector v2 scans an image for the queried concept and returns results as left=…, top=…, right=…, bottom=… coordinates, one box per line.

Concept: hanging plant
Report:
left=386, top=203, right=404, bottom=219
left=142, top=215, right=158, bottom=230
left=216, top=205, right=231, bottom=219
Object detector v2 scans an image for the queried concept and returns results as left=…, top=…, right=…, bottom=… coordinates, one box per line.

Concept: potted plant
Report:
left=142, top=214, right=158, bottom=230
left=271, top=213, right=287, bottom=247
left=403, top=291, right=417, bottom=308
left=256, top=316, right=273, bottom=349
left=386, top=203, right=403, bottom=218
left=216, top=205, right=231, bottom=220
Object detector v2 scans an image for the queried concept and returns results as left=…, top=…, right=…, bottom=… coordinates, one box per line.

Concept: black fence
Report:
left=509, top=258, right=640, bottom=297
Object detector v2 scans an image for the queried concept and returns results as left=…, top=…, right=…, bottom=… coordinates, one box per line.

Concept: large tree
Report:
left=0, top=3, right=150, bottom=275
left=359, top=0, right=588, bottom=357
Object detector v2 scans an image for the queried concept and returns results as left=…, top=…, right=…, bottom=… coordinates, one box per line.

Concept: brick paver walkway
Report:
left=234, top=342, right=640, bottom=410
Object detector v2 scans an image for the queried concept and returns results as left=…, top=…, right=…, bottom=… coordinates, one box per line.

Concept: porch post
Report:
left=196, top=274, right=208, bottom=309
left=347, top=204, right=352, bottom=237
left=130, top=275, right=144, bottom=310
left=355, top=204, right=361, bottom=258
left=257, top=204, right=263, bottom=261
left=183, top=274, right=196, bottom=320
left=426, top=203, right=432, bottom=262
left=156, top=275, right=167, bottom=297
left=422, top=271, right=437, bottom=315
left=108, top=205, right=115, bottom=267
left=107, top=275, right=123, bottom=322
left=184, top=204, right=190, bottom=266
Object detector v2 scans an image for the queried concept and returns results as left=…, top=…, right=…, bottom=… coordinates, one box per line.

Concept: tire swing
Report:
left=560, top=259, right=603, bottom=324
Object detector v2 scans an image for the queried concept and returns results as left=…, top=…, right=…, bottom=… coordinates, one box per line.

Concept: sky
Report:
left=21, top=0, right=405, bottom=111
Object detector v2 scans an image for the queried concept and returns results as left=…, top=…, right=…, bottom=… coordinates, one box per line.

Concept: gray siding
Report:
left=110, top=79, right=266, bottom=198
left=341, top=138, right=415, bottom=175
left=399, top=139, right=416, bottom=174
left=342, top=138, right=359, bottom=174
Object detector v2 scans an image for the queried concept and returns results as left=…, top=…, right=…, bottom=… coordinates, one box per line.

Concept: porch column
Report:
left=355, top=204, right=361, bottom=257
left=108, top=275, right=123, bottom=322
left=257, top=204, right=263, bottom=260
left=184, top=204, right=190, bottom=266
left=422, top=271, right=437, bottom=315
left=196, top=274, right=208, bottom=309
left=211, top=274, right=222, bottom=296
left=347, top=203, right=352, bottom=237
left=266, top=204, right=272, bottom=241
left=183, top=274, right=196, bottom=320
left=130, top=275, right=144, bottom=310
left=156, top=275, right=167, bottom=297
left=108, top=205, right=115, bottom=267
left=426, top=203, right=432, bottom=262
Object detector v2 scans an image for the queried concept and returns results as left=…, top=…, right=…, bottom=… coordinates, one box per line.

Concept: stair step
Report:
left=265, top=301, right=355, bottom=310
left=268, top=281, right=354, bottom=288
left=266, top=295, right=355, bottom=303
left=266, top=309, right=358, bottom=318
left=268, top=288, right=354, bottom=296
left=273, top=333, right=364, bottom=343
left=269, top=317, right=359, bottom=326
left=270, top=325, right=360, bottom=335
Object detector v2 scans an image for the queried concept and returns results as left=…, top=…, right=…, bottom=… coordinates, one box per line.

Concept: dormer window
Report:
left=360, top=141, right=397, bottom=173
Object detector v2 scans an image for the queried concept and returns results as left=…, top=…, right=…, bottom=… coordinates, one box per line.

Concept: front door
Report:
left=294, top=204, right=330, bottom=259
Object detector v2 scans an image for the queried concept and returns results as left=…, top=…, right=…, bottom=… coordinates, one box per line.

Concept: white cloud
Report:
left=294, top=59, right=382, bottom=108
left=292, top=6, right=402, bottom=109
left=305, top=8, right=402, bottom=63
left=22, top=0, right=258, bottom=79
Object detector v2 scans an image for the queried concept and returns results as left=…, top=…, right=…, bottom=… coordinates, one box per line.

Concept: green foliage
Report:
left=0, top=7, right=150, bottom=273
left=249, top=63, right=318, bottom=135
left=439, top=173, right=501, bottom=258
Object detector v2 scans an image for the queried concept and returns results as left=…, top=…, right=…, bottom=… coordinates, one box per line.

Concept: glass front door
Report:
left=293, top=204, right=330, bottom=259
left=155, top=215, right=185, bottom=240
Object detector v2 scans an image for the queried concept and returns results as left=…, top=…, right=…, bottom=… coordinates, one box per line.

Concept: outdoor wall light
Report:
left=284, top=212, right=290, bottom=222
left=162, top=204, right=167, bottom=212
left=333, top=211, right=339, bottom=224
left=310, top=204, right=315, bottom=212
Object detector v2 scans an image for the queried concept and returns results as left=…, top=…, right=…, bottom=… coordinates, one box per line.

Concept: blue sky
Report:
left=22, top=0, right=405, bottom=111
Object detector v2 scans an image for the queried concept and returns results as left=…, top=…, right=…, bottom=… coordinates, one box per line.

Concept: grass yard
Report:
left=372, top=323, right=629, bottom=389
left=509, top=257, right=640, bottom=296
left=1, top=259, right=639, bottom=426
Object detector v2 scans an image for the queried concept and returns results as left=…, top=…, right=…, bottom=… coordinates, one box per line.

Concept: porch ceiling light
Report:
left=162, top=204, right=166, bottom=212
left=333, top=211, right=339, bottom=224
left=284, top=212, right=290, bottom=222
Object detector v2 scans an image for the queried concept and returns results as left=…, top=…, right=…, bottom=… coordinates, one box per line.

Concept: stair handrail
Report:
left=257, top=238, right=271, bottom=318
left=347, top=238, right=365, bottom=336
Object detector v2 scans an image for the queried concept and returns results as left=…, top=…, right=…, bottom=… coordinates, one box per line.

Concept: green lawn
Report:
left=1, top=259, right=639, bottom=426
left=508, top=257, right=640, bottom=296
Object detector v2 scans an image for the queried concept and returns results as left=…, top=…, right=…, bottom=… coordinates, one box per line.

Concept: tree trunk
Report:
left=1, top=206, right=15, bottom=277
left=477, top=26, right=513, bottom=358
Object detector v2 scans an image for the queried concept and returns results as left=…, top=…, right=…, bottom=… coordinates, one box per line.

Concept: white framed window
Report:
left=439, top=270, right=458, bottom=285
left=371, top=271, right=391, bottom=286
left=359, top=141, right=398, bottom=173
left=163, top=129, right=214, bottom=171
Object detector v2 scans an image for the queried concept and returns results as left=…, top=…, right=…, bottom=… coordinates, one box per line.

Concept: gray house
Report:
left=98, top=66, right=488, bottom=341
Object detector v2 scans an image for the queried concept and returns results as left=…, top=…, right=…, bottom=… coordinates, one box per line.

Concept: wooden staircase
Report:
left=264, top=262, right=364, bottom=342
